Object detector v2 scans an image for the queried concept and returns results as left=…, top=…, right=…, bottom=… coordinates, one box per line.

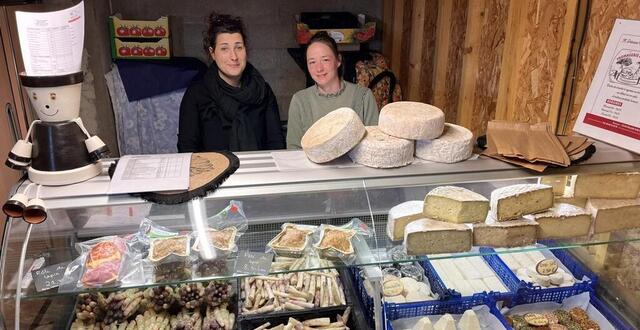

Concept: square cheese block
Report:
left=386, top=200, right=425, bottom=241
left=524, top=203, right=591, bottom=239
left=423, top=186, right=489, bottom=223
left=473, top=217, right=538, bottom=248
left=587, top=198, right=640, bottom=234
left=490, top=184, right=554, bottom=221
left=539, top=176, right=568, bottom=195
left=570, top=172, right=640, bottom=199
left=554, top=194, right=588, bottom=208
left=404, top=218, right=472, bottom=255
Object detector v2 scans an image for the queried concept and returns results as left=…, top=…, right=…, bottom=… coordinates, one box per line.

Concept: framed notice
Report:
left=574, top=19, right=640, bottom=154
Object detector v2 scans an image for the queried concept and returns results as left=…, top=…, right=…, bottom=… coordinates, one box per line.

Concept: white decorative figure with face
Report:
left=3, top=72, right=109, bottom=224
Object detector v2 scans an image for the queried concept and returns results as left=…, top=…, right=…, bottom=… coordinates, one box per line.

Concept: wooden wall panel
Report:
left=496, top=0, right=576, bottom=132
left=432, top=0, right=468, bottom=122
left=416, top=0, right=439, bottom=102
left=566, top=0, right=640, bottom=134
left=458, top=0, right=509, bottom=137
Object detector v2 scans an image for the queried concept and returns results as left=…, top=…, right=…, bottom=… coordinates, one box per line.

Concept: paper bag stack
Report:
left=482, top=121, right=593, bottom=172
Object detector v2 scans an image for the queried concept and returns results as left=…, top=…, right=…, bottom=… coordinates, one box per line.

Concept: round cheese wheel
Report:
left=301, top=107, right=366, bottom=163
left=378, top=101, right=445, bottom=139
left=348, top=126, right=414, bottom=168
left=415, top=123, right=473, bottom=163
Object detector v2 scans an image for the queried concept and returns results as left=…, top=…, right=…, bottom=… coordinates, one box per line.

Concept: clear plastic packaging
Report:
left=313, top=218, right=373, bottom=264
left=266, top=223, right=316, bottom=258
left=59, top=235, right=144, bottom=292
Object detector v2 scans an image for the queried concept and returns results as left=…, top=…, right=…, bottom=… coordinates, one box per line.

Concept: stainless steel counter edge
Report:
left=27, top=141, right=640, bottom=210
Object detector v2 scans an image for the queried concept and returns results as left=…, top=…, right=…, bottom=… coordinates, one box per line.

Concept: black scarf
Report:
left=201, top=62, right=267, bottom=151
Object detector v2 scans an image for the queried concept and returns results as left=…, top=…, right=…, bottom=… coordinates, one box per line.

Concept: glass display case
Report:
left=1, top=141, right=640, bottom=330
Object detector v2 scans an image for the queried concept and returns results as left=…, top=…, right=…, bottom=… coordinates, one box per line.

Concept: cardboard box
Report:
left=112, top=38, right=170, bottom=59
left=295, top=13, right=376, bottom=45
left=109, top=16, right=169, bottom=38
left=109, top=16, right=171, bottom=60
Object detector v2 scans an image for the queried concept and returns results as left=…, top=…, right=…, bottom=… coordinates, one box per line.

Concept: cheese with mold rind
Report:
left=571, top=172, right=640, bottom=199
left=301, top=107, right=365, bottom=163
left=423, top=186, right=489, bottom=223
left=490, top=184, right=554, bottom=221
left=348, top=126, right=414, bottom=168
left=415, top=123, right=473, bottom=163
left=524, top=203, right=591, bottom=239
left=587, top=198, right=640, bottom=234
left=378, top=101, right=445, bottom=140
left=386, top=200, right=424, bottom=241
left=404, top=218, right=472, bottom=255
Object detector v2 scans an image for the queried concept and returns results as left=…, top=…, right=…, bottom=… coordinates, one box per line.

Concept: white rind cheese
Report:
left=348, top=126, right=414, bottom=168
left=459, top=310, right=481, bottom=330
left=473, top=217, right=539, bottom=247
left=404, top=218, right=472, bottom=255
left=490, top=184, right=554, bottom=221
left=424, top=186, right=489, bottom=223
left=570, top=172, right=640, bottom=199
left=415, top=123, right=473, bottom=163
left=386, top=200, right=425, bottom=241
left=433, top=314, right=456, bottom=330
left=378, top=101, right=445, bottom=140
left=301, top=107, right=365, bottom=163
left=524, top=203, right=591, bottom=239
left=412, top=317, right=434, bottom=330
left=587, top=198, right=640, bottom=234
left=539, top=176, right=569, bottom=196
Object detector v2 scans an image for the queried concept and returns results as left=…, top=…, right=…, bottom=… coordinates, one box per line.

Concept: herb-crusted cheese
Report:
left=423, top=186, right=489, bottom=223
left=348, top=126, right=414, bottom=168
left=415, top=123, right=473, bottom=163
left=301, top=107, right=365, bottom=163
left=378, top=101, right=445, bottom=140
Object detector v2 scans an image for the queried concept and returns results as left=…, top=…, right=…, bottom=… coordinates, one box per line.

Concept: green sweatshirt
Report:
left=286, top=81, right=379, bottom=149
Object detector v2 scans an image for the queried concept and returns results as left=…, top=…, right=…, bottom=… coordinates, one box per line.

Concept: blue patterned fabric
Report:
left=105, top=65, right=184, bottom=155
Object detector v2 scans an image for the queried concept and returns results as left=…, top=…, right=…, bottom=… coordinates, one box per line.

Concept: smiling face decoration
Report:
left=26, top=83, right=82, bottom=122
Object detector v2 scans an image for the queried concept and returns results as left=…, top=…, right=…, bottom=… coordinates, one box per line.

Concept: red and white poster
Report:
left=574, top=19, right=640, bottom=154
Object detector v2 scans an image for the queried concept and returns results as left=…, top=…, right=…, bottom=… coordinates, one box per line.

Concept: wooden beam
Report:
left=407, top=0, right=427, bottom=101
left=390, top=0, right=406, bottom=75
left=495, top=0, right=525, bottom=121
left=432, top=0, right=454, bottom=109
left=548, top=0, right=579, bottom=133
left=382, top=0, right=395, bottom=61
left=457, top=0, right=486, bottom=130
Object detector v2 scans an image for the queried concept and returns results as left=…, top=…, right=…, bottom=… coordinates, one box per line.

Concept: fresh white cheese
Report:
left=453, top=258, right=483, bottom=280
left=433, top=314, right=456, bottom=330
left=415, top=123, right=473, bottom=163
left=482, top=276, right=508, bottom=293
left=412, top=317, right=434, bottom=330
left=459, top=310, right=482, bottom=330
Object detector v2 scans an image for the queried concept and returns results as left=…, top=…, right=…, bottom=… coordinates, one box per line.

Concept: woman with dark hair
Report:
left=178, top=12, right=284, bottom=152
left=286, top=31, right=378, bottom=149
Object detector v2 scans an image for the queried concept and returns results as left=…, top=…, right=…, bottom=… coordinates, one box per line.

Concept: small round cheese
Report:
left=399, top=277, right=420, bottom=296
left=415, top=123, right=473, bottom=163
left=301, top=107, right=365, bottom=163
left=348, top=126, right=414, bottom=168
left=385, top=295, right=406, bottom=303
left=378, top=101, right=445, bottom=140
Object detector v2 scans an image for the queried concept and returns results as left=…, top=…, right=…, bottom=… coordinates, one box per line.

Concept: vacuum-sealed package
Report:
left=266, top=223, right=316, bottom=258
left=59, top=235, right=144, bottom=292
left=313, top=218, right=373, bottom=264
left=149, top=234, right=192, bottom=282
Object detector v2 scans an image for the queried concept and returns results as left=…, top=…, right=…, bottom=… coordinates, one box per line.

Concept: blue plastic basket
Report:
left=503, top=291, right=634, bottom=330
left=385, top=295, right=512, bottom=330
left=350, top=267, right=376, bottom=327
left=424, top=254, right=518, bottom=303
left=480, top=244, right=598, bottom=306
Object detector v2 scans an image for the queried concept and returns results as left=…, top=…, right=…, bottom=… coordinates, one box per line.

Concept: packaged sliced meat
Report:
left=81, top=237, right=127, bottom=287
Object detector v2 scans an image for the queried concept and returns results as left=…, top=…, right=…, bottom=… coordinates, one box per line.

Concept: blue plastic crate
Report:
left=503, top=291, right=634, bottom=330
left=385, top=295, right=512, bottom=330
left=425, top=254, right=518, bottom=303
left=350, top=267, right=376, bottom=327
left=481, top=244, right=598, bottom=306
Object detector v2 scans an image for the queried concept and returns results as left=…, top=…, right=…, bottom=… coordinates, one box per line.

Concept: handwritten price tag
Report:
left=235, top=251, right=273, bottom=275
left=536, top=258, right=558, bottom=275
left=32, top=262, right=69, bottom=292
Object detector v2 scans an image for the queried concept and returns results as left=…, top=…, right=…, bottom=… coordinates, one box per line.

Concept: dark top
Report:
left=177, top=62, right=285, bottom=152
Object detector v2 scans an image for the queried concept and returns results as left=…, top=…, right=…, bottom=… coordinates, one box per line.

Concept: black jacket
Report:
left=177, top=62, right=285, bottom=152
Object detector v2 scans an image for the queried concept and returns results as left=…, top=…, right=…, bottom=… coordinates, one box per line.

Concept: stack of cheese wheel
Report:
left=301, top=107, right=366, bottom=163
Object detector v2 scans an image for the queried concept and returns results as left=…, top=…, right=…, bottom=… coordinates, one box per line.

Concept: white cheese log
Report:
left=404, top=219, right=472, bottom=255
left=378, top=101, right=445, bottom=140
left=453, top=279, right=475, bottom=296
left=415, top=123, right=473, bottom=163
left=525, top=203, right=592, bottom=239
left=570, top=172, right=640, bottom=199
left=453, top=258, right=482, bottom=280
left=423, top=186, right=489, bottom=223
left=386, top=200, right=425, bottom=241
left=301, top=107, right=365, bottom=163
left=586, top=198, right=640, bottom=234
left=490, top=184, right=554, bottom=221
left=348, top=126, right=414, bottom=168
left=468, top=279, right=490, bottom=293
left=467, top=256, right=496, bottom=278
left=482, top=276, right=508, bottom=293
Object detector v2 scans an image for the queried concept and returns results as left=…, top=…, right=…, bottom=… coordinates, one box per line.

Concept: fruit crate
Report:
left=295, top=12, right=376, bottom=45
left=109, top=16, right=170, bottom=60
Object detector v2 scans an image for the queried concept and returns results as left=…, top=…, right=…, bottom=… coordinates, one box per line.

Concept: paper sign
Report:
left=536, top=259, right=559, bottom=276
left=32, top=262, right=69, bottom=292
left=15, top=1, right=84, bottom=76
left=574, top=19, right=640, bottom=154
left=108, top=153, right=191, bottom=194
left=234, top=250, right=273, bottom=275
